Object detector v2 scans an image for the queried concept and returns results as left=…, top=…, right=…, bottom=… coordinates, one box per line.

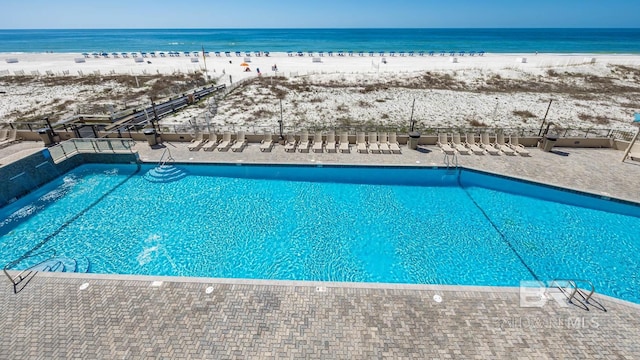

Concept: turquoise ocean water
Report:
left=0, top=28, right=639, bottom=53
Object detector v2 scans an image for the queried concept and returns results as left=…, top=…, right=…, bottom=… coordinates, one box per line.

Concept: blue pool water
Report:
left=1, top=163, right=639, bottom=303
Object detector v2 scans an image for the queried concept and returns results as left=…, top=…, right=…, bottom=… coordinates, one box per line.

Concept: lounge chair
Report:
left=388, top=132, right=401, bottom=154
left=436, top=133, right=456, bottom=155
left=480, top=133, right=500, bottom=155
left=312, top=131, right=324, bottom=153
left=495, top=132, right=516, bottom=156
left=465, top=133, right=485, bottom=155
left=368, top=132, right=380, bottom=153
left=231, top=131, right=247, bottom=152
left=188, top=132, right=207, bottom=151
left=378, top=132, right=390, bottom=154
left=339, top=132, right=350, bottom=153
left=451, top=133, right=471, bottom=155
left=284, top=133, right=297, bottom=152
left=0, top=129, right=19, bottom=148
left=203, top=131, right=219, bottom=151
left=0, top=129, right=7, bottom=141
left=298, top=130, right=310, bottom=152
left=509, top=134, right=531, bottom=156
left=325, top=131, right=337, bottom=153
left=356, top=132, right=368, bottom=153
left=259, top=131, right=273, bottom=152
left=217, top=131, right=233, bottom=151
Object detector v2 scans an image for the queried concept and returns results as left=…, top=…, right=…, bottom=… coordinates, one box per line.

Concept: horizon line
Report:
left=2, top=27, right=640, bottom=31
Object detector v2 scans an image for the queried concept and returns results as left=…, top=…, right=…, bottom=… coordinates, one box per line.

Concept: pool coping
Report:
left=10, top=270, right=640, bottom=310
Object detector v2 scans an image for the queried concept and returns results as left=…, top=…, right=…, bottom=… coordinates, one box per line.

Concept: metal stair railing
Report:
left=3, top=249, right=56, bottom=294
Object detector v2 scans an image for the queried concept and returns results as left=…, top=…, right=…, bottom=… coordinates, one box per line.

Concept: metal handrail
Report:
left=158, top=147, right=175, bottom=167
left=443, top=153, right=458, bottom=168
left=550, top=279, right=596, bottom=305
left=3, top=249, right=56, bottom=294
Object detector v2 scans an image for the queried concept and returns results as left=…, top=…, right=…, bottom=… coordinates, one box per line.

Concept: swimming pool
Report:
left=1, top=163, right=639, bottom=303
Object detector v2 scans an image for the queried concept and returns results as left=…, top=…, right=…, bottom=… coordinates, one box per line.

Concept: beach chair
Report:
left=231, top=131, right=247, bottom=152
left=188, top=132, right=207, bottom=151
left=451, top=133, right=471, bottom=155
left=312, top=131, right=324, bottom=153
left=388, top=132, right=401, bottom=154
left=217, top=131, right=233, bottom=151
left=378, top=132, right=390, bottom=154
left=259, top=131, right=273, bottom=152
left=509, top=134, right=531, bottom=156
left=339, top=132, right=350, bottom=153
left=465, top=133, right=485, bottom=155
left=356, top=132, right=368, bottom=153
left=298, top=130, right=310, bottom=153
left=325, top=131, right=337, bottom=153
left=368, top=132, right=380, bottom=153
left=284, top=133, right=297, bottom=152
left=0, top=129, right=7, bottom=141
left=0, top=129, right=19, bottom=148
left=480, top=133, right=501, bottom=155
left=496, top=132, right=516, bottom=156
left=436, top=133, right=456, bottom=155
left=203, top=131, right=219, bottom=151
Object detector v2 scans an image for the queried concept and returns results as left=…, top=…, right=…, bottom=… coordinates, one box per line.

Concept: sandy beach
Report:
left=1, top=51, right=640, bottom=133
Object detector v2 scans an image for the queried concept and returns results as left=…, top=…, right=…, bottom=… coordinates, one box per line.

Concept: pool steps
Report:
left=143, top=165, right=187, bottom=183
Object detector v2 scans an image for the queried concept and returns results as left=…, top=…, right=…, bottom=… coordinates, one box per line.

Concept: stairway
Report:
left=143, top=164, right=187, bottom=183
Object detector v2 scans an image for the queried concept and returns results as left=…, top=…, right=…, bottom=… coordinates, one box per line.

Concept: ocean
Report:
left=0, top=28, right=639, bottom=54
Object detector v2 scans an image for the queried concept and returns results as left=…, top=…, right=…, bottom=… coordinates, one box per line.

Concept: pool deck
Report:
left=2, top=141, right=640, bottom=359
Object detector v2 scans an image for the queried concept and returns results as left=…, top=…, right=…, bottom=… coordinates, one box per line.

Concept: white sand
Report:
left=1, top=52, right=640, bottom=132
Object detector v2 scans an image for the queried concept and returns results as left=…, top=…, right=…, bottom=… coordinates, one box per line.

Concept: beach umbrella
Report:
left=240, top=62, right=249, bottom=67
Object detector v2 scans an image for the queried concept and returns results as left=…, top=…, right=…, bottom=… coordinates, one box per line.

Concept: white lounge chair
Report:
left=312, top=131, right=323, bottom=153
left=356, top=132, right=368, bottom=153
left=298, top=130, right=310, bottom=152
left=0, top=129, right=18, bottom=148
left=326, top=131, right=337, bottom=153
left=0, top=129, right=7, bottom=141
left=496, top=132, right=516, bottom=156
left=203, top=131, right=219, bottom=151
left=339, top=132, right=350, bottom=153
left=379, top=132, right=390, bottom=154
left=465, top=133, right=485, bottom=155
left=451, top=133, right=471, bottom=155
left=260, top=131, right=273, bottom=152
left=284, top=133, right=297, bottom=152
left=217, top=131, right=233, bottom=151
left=188, top=131, right=207, bottom=151
left=231, top=131, right=247, bottom=152
left=388, top=132, right=401, bottom=154
left=368, top=132, right=380, bottom=153
left=480, top=133, right=500, bottom=155
left=436, top=133, right=456, bottom=155
left=509, top=134, right=531, bottom=156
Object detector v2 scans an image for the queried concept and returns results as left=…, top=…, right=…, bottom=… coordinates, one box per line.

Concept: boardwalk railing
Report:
left=48, top=138, right=136, bottom=163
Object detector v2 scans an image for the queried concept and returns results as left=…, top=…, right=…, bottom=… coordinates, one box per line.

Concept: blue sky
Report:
left=2, top=0, right=639, bottom=28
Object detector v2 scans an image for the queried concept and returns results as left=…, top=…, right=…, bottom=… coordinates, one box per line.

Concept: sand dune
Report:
left=1, top=52, right=639, bottom=133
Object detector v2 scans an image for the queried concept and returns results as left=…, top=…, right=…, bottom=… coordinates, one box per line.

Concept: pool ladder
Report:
left=549, top=279, right=606, bottom=312
left=444, top=153, right=458, bottom=168
left=158, top=147, right=175, bottom=167
left=3, top=249, right=56, bottom=294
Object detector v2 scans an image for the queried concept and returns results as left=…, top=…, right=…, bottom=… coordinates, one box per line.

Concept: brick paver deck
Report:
left=1, top=141, right=640, bottom=358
